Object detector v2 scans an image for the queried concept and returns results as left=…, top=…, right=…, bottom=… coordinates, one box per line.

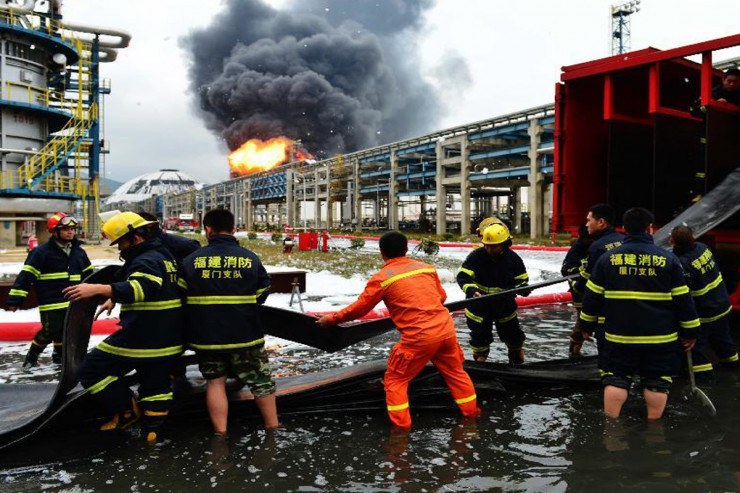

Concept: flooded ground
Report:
left=0, top=249, right=738, bottom=492
left=1, top=303, right=740, bottom=492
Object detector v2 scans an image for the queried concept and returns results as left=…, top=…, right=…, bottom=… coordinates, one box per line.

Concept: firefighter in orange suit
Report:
left=317, top=231, right=480, bottom=429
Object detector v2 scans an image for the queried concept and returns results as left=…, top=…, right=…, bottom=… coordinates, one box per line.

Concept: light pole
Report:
left=611, top=1, right=640, bottom=55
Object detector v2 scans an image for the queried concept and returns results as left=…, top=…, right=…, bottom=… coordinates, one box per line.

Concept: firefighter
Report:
left=138, top=211, right=201, bottom=263
left=456, top=224, right=529, bottom=364
left=570, top=204, right=625, bottom=355
left=561, top=224, right=593, bottom=356
left=317, top=231, right=479, bottom=429
left=179, top=209, right=278, bottom=434
left=670, top=225, right=738, bottom=380
left=62, top=211, right=184, bottom=443
left=579, top=208, right=699, bottom=419
left=7, top=213, right=92, bottom=368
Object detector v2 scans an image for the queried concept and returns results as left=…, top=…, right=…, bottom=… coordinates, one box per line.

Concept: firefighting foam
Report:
left=228, top=137, right=312, bottom=176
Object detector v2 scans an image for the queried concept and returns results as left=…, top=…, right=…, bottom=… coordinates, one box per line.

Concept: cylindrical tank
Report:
left=0, top=33, right=51, bottom=172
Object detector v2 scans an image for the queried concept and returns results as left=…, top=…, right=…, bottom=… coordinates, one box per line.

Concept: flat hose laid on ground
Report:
left=0, top=355, right=601, bottom=460
left=0, top=268, right=579, bottom=453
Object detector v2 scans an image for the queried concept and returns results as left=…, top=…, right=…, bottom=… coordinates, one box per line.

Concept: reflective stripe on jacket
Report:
left=328, top=256, right=455, bottom=346
left=180, top=235, right=271, bottom=352
left=456, top=247, right=528, bottom=298
left=7, top=237, right=92, bottom=310
left=675, top=241, right=732, bottom=322
left=580, top=233, right=699, bottom=344
left=101, top=237, right=184, bottom=359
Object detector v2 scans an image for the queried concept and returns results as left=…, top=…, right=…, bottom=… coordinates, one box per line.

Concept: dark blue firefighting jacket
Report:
left=154, top=228, right=201, bottom=264
left=573, top=226, right=625, bottom=295
left=580, top=233, right=700, bottom=345
left=7, top=237, right=92, bottom=311
left=98, top=237, right=184, bottom=360
left=456, top=247, right=529, bottom=297
left=675, top=242, right=732, bottom=323
left=179, top=235, right=271, bottom=352
left=561, top=237, right=591, bottom=308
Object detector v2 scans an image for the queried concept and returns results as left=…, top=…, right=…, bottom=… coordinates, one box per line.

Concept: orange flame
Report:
left=228, top=137, right=312, bottom=176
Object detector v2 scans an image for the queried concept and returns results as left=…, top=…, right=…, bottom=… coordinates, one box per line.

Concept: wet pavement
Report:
left=2, top=304, right=740, bottom=492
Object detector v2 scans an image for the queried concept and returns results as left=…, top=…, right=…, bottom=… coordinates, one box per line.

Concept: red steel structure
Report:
left=552, top=33, right=740, bottom=309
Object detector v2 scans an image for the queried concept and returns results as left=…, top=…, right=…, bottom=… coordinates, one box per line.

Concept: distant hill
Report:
left=100, top=177, right=124, bottom=197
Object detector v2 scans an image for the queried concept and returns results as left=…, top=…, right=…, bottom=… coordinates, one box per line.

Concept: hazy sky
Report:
left=61, top=0, right=740, bottom=184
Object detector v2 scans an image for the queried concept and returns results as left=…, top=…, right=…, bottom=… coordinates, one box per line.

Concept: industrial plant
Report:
left=0, top=0, right=128, bottom=248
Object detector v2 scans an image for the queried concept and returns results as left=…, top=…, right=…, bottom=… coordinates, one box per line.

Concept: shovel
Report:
left=686, top=351, right=717, bottom=417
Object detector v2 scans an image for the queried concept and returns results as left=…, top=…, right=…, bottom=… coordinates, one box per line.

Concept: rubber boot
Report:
left=52, top=345, right=63, bottom=365
left=22, top=343, right=44, bottom=369
left=508, top=348, right=524, bottom=365
left=100, top=398, right=142, bottom=432
left=141, top=408, right=169, bottom=443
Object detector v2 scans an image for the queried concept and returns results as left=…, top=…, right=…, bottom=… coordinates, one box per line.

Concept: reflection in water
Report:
left=1, top=305, right=740, bottom=492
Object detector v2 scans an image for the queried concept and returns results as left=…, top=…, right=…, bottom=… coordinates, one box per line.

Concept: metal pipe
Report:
left=0, top=147, right=47, bottom=155
left=0, top=1, right=130, bottom=62
left=61, top=21, right=131, bottom=49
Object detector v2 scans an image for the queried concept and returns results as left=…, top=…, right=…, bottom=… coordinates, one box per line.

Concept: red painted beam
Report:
left=562, top=33, right=740, bottom=81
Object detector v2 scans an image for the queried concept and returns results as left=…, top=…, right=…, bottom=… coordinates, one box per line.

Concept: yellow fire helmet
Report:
left=477, top=216, right=509, bottom=237
left=481, top=223, right=510, bottom=245
left=100, top=210, right=155, bottom=245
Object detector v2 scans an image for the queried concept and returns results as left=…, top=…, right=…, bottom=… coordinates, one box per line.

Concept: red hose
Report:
left=0, top=318, right=120, bottom=342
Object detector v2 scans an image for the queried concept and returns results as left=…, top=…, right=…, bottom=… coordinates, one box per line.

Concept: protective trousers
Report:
left=79, top=349, right=175, bottom=430
left=33, top=308, right=66, bottom=347
left=26, top=308, right=66, bottom=364
left=464, top=297, right=524, bottom=357
left=384, top=337, right=479, bottom=428
left=690, top=316, right=739, bottom=379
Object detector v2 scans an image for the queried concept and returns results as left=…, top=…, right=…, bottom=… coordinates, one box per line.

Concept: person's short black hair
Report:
left=379, top=231, right=407, bottom=259
left=670, top=225, right=694, bottom=249
left=589, top=204, right=615, bottom=225
left=577, top=224, right=589, bottom=239
left=724, top=68, right=740, bottom=78
left=622, top=207, right=654, bottom=234
left=203, top=209, right=234, bottom=233
left=138, top=211, right=157, bottom=223
left=137, top=211, right=160, bottom=231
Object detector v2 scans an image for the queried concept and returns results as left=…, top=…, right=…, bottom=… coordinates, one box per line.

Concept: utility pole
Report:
left=611, top=1, right=641, bottom=55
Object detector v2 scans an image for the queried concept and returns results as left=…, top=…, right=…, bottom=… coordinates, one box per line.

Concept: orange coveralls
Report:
left=328, top=256, right=479, bottom=428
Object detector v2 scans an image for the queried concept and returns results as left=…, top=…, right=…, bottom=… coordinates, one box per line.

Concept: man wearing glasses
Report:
left=7, top=212, right=92, bottom=368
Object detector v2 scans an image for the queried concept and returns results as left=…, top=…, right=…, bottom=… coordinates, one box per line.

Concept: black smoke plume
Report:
left=183, top=0, right=447, bottom=156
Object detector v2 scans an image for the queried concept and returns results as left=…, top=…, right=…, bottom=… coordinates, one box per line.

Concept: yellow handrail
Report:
left=14, top=102, right=97, bottom=187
